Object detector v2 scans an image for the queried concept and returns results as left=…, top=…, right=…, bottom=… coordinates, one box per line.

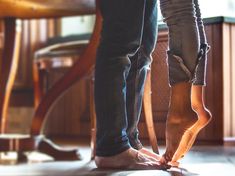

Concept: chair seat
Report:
left=35, top=40, right=89, bottom=58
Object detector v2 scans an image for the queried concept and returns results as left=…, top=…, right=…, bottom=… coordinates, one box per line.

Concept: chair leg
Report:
left=0, top=18, right=21, bottom=133
left=89, top=75, right=96, bottom=160
left=0, top=19, right=36, bottom=163
left=32, top=61, right=45, bottom=108
left=143, top=70, right=159, bottom=154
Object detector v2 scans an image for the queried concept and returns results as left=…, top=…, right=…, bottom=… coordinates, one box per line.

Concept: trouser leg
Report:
left=160, top=0, right=200, bottom=86
left=95, top=0, right=146, bottom=156
left=126, top=0, right=158, bottom=150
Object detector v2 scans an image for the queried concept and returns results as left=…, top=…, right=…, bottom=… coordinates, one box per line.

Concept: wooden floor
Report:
left=0, top=140, right=235, bottom=176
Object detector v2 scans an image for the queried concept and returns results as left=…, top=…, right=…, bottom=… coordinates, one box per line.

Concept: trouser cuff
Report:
left=167, top=51, right=193, bottom=86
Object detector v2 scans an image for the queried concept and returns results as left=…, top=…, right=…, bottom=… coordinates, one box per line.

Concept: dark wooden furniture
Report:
left=33, top=35, right=91, bottom=107
left=0, top=0, right=100, bottom=161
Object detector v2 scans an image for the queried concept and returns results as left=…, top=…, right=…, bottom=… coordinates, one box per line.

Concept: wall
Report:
left=223, top=22, right=235, bottom=138
left=199, top=0, right=235, bottom=18
left=61, top=15, right=95, bottom=36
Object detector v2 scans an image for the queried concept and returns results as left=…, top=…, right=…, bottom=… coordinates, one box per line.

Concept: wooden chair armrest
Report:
left=35, top=40, right=89, bottom=58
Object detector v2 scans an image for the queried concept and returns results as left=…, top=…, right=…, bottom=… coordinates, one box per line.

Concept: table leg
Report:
left=0, top=18, right=20, bottom=133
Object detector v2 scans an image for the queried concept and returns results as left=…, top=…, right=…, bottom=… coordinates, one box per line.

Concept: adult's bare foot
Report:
left=139, top=147, right=161, bottom=161
left=95, top=147, right=169, bottom=170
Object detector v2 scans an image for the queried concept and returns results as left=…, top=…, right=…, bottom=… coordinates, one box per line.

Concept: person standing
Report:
left=94, top=0, right=166, bottom=169
left=159, top=0, right=212, bottom=165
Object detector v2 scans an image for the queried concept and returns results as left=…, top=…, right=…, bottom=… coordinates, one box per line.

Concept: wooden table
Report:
left=0, top=0, right=102, bottom=161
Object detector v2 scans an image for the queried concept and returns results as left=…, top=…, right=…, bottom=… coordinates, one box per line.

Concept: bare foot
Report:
left=95, top=148, right=169, bottom=170
left=168, top=86, right=212, bottom=163
left=139, top=147, right=161, bottom=162
left=161, top=83, right=201, bottom=164
left=173, top=105, right=212, bottom=161
left=170, top=108, right=211, bottom=163
left=168, top=161, right=180, bottom=167
left=161, top=109, right=198, bottom=164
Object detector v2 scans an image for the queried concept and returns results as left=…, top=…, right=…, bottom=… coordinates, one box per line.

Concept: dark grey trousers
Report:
left=160, top=0, right=210, bottom=86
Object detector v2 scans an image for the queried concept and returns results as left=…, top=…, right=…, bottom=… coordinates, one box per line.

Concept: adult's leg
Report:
left=94, top=0, right=166, bottom=169
left=126, top=0, right=158, bottom=151
left=126, top=0, right=161, bottom=162
left=159, top=0, right=200, bottom=163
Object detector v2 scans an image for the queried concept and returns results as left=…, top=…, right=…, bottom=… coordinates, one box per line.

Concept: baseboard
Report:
left=224, top=137, right=235, bottom=146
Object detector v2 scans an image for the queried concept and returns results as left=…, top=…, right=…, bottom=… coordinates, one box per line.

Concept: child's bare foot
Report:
left=161, top=109, right=198, bottom=164
left=139, top=147, right=161, bottom=162
left=171, top=86, right=212, bottom=161
left=165, top=85, right=212, bottom=163
left=168, top=161, right=180, bottom=167
left=95, top=148, right=169, bottom=170
left=160, top=83, right=198, bottom=164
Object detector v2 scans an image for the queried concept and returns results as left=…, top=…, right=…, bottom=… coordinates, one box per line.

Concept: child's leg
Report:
left=159, top=0, right=209, bottom=164
left=170, top=0, right=212, bottom=163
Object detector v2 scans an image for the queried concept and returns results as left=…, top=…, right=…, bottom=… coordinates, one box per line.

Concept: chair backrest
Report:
left=0, top=0, right=96, bottom=19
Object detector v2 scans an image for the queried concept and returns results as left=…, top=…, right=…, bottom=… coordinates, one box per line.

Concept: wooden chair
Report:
left=33, top=35, right=97, bottom=159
